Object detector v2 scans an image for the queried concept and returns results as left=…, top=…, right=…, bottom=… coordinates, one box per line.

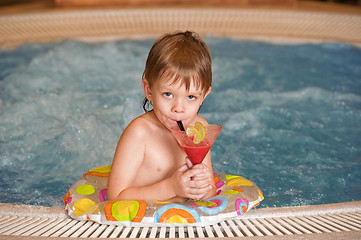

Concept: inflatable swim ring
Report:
left=64, top=165, right=264, bottom=226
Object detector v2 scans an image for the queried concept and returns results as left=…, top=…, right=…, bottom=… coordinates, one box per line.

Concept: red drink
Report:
left=181, top=140, right=212, bottom=165
left=171, top=124, right=222, bottom=165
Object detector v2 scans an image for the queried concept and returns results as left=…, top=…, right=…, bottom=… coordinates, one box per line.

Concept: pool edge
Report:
left=1, top=200, right=360, bottom=219
left=1, top=8, right=361, bottom=49
left=0, top=201, right=360, bottom=239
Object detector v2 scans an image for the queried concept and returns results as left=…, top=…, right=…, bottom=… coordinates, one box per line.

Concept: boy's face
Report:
left=143, top=77, right=211, bottom=131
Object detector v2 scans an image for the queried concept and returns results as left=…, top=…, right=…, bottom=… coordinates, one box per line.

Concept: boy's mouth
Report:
left=171, top=119, right=183, bottom=127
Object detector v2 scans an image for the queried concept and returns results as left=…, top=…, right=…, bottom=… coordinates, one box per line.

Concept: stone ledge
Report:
left=54, top=0, right=297, bottom=8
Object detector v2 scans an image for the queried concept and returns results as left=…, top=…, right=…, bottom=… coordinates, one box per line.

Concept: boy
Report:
left=107, top=31, right=216, bottom=202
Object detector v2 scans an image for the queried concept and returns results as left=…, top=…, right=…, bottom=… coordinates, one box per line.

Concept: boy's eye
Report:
left=187, top=95, right=196, bottom=100
left=163, top=92, right=173, bottom=98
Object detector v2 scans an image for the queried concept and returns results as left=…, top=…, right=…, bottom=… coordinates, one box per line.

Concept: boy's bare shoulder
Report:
left=128, top=114, right=150, bottom=127
left=126, top=113, right=149, bottom=131
left=123, top=113, right=157, bottom=139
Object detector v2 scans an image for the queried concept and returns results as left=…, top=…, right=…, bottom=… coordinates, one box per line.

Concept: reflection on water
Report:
left=0, top=38, right=360, bottom=207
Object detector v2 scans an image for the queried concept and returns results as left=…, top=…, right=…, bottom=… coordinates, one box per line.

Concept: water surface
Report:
left=0, top=38, right=360, bottom=207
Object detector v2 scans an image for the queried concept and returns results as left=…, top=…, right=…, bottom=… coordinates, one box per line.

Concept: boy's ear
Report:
left=201, top=87, right=212, bottom=104
left=142, top=78, right=152, bottom=101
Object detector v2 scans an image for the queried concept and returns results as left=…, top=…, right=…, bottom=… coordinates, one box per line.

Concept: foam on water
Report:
left=0, top=38, right=360, bottom=207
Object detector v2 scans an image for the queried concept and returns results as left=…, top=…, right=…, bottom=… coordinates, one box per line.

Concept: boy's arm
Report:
left=112, top=177, right=176, bottom=201
left=111, top=164, right=209, bottom=201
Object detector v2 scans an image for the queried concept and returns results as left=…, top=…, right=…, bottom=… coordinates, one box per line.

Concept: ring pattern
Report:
left=64, top=165, right=263, bottom=226
left=190, top=196, right=227, bottom=215
left=155, top=204, right=200, bottom=223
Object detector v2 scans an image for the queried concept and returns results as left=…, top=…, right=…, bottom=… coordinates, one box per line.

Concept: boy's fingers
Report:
left=192, top=173, right=210, bottom=180
left=186, top=157, right=193, bottom=169
left=195, top=163, right=212, bottom=171
left=178, top=164, right=189, bottom=173
left=190, top=178, right=211, bottom=188
left=183, top=168, right=205, bottom=180
left=188, top=185, right=211, bottom=197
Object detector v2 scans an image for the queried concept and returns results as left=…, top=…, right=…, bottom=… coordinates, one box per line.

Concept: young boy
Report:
left=107, top=31, right=216, bottom=202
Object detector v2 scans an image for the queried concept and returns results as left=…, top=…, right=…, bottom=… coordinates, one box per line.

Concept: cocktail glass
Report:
left=171, top=124, right=222, bottom=165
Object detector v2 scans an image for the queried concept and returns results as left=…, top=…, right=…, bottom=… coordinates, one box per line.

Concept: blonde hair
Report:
left=142, top=31, right=212, bottom=112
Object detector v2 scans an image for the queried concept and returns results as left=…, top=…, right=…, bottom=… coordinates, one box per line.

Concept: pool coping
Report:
left=1, top=8, right=361, bottom=49
left=1, top=200, right=360, bottom=220
left=1, top=201, right=360, bottom=239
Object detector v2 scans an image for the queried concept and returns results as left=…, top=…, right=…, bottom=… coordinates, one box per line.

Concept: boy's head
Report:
left=142, top=31, right=212, bottom=111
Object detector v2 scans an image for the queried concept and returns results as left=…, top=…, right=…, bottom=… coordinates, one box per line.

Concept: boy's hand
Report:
left=189, top=161, right=214, bottom=199
left=171, top=158, right=213, bottom=200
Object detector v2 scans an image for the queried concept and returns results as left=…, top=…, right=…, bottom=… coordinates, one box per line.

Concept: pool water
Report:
left=0, top=38, right=360, bottom=208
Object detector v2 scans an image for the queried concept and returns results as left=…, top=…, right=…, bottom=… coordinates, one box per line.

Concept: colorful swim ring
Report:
left=64, top=165, right=264, bottom=226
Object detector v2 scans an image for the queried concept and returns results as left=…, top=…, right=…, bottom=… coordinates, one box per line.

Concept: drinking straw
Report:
left=177, top=121, right=185, bottom=131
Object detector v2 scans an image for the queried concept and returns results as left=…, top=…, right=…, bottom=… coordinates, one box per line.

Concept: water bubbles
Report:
left=1, top=39, right=361, bottom=207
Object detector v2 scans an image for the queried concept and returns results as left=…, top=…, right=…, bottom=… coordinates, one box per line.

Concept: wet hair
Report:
left=142, top=30, right=212, bottom=112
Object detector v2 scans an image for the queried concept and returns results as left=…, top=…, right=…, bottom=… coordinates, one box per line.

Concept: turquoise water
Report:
left=0, top=38, right=360, bottom=207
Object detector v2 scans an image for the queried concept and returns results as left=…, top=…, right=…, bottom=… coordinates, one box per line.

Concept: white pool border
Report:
left=1, top=201, right=360, bottom=239
left=1, top=7, right=361, bottom=239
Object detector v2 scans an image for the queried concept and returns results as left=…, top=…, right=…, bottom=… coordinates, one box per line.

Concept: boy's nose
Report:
left=172, top=99, right=185, bottom=113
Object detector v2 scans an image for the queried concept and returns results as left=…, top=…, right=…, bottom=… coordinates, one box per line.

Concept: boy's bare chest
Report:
left=133, top=134, right=186, bottom=186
